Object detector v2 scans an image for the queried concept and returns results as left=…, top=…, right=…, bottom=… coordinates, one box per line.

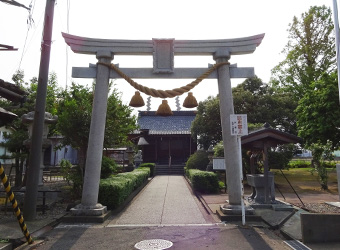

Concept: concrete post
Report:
left=337, top=164, right=340, bottom=201
left=214, top=49, right=242, bottom=205
left=23, top=0, right=55, bottom=221
left=71, top=50, right=113, bottom=216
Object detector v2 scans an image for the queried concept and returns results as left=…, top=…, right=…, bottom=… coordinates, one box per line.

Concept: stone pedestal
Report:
left=246, top=174, right=275, bottom=203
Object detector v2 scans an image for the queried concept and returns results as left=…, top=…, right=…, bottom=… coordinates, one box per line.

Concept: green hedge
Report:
left=139, top=163, right=155, bottom=176
left=186, top=169, right=219, bottom=193
left=98, top=167, right=150, bottom=209
left=288, top=160, right=336, bottom=168
left=288, top=160, right=311, bottom=168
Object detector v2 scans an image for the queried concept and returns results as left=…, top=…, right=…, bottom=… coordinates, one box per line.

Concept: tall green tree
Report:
left=295, top=73, right=340, bottom=148
left=191, top=77, right=297, bottom=149
left=233, top=76, right=297, bottom=134
left=0, top=71, right=60, bottom=186
left=191, top=95, right=221, bottom=149
left=271, top=5, right=335, bottom=98
left=56, top=83, right=137, bottom=173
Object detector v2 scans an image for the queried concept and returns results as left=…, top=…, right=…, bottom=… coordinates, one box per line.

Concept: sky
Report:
left=0, top=0, right=336, bottom=112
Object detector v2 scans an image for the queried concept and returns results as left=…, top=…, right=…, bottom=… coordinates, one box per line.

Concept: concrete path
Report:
left=109, top=175, right=209, bottom=226
left=13, top=176, right=291, bottom=250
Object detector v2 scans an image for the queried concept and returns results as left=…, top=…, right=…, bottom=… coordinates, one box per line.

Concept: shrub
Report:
left=218, top=181, right=225, bottom=189
left=185, top=150, right=209, bottom=171
left=101, top=156, right=118, bottom=179
left=214, top=141, right=224, bottom=157
left=60, top=159, right=83, bottom=198
left=98, top=167, right=150, bottom=209
left=139, top=163, right=155, bottom=176
left=308, top=140, right=335, bottom=190
left=186, top=169, right=219, bottom=193
left=267, top=144, right=295, bottom=169
left=288, top=160, right=311, bottom=168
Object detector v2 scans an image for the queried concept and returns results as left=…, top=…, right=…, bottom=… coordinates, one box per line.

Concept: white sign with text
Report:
left=230, top=114, right=248, bottom=136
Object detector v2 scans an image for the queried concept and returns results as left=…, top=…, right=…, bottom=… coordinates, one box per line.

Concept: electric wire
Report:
left=17, top=0, right=35, bottom=72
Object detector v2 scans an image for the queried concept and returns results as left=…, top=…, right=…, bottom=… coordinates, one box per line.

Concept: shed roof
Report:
left=137, top=111, right=196, bottom=135
left=241, top=123, right=302, bottom=149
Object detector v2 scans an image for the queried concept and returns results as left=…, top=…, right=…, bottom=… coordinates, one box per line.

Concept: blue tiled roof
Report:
left=137, top=111, right=197, bottom=135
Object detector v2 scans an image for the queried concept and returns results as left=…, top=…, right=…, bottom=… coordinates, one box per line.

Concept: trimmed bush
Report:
left=101, top=156, right=118, bottom=178
left=98, top=167, right=150, bottom=209
left=139, top=163, right=155, bottom=176
left=185, top=150, right=209, bottom=171
left=186, top=169, right=219, bottom=193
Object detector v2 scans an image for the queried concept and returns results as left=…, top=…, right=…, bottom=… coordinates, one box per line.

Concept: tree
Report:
left=191, top=96, right=221, bottom=149
left=271, top=5, right=335, bottom=98
left=295, top=72, right=340, bottom=148
left=191, top=77, right=297, bottom=149
left=0, top=71, right=60, bottom=187
left=308, top=140, right=334, bottom=190
left=233, top=76, right=297, bottom=134
left=56, top=83, right=137, bottom=173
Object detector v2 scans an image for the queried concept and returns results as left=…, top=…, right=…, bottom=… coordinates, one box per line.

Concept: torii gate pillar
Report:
left=71, top=51, right=113, bottom=216
left=214, top=49, right=242, bottom=206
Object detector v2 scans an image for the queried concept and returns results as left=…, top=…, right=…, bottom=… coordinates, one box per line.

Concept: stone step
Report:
left=155, top=165, right=185, bottom=175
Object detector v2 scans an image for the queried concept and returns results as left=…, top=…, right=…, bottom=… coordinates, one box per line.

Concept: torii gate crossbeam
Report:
left=63, top=33, right=265, bottom=218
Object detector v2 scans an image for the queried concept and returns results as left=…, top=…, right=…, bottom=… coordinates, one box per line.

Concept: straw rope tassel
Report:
left=97, top=62, right=230, bottom=99
left=0, top=165, right=33, bottom=244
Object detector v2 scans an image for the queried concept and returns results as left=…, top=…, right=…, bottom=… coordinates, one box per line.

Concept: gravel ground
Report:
left=0, top=180, right=71, bottom=220
left=293, top=203, right=340, bottom=214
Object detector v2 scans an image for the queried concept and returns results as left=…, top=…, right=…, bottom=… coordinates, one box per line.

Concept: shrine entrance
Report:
left=63, top=32, right=264, bottom=217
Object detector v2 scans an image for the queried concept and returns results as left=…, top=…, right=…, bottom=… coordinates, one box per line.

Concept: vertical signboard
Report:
left=230, top=114, right=248, bottom=136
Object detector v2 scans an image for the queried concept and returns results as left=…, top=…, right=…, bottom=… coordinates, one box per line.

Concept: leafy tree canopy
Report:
left=56, top=82, right=137, bottom=169
left=296, top=72, right=340, bottom=148
left=0, top=71, right=61, bottom=186
left=191, top=77, right=297, bottom=149
left=271, top=5, right=335, bottom=98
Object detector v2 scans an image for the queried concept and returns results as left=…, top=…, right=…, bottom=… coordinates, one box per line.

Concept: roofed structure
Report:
left=137, top=111, right=196, bottom=135
left=132, top=111, right=197, bottom=165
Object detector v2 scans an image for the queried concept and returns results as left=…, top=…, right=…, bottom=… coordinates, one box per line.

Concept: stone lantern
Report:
left=22, top=111, right=58, bottom=185
left=125, top=146, right=135, bottom=172
left=206, top=145, right=214, bottom=171
left=134, top=150, right=143, bottom=168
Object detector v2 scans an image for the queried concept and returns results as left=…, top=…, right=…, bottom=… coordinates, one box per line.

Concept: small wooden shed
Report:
left=241, top=123, right=302, bottom=203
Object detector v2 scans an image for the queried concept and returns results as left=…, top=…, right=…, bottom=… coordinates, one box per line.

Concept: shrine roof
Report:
left=137, top=111, right=196, bottom=135
left=241, top=123, right=302, bottom=149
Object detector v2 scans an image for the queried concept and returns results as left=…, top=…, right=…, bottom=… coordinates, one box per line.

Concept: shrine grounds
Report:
left=0, top=167, right=339, bottom=249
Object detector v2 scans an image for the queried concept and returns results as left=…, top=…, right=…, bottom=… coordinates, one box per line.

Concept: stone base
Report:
left=216, top=209, right=262, bottom=222
left=62, top=211, right=112, bottom=223
left=71, top=203, right=107, bottom=216
left=220, top=204, right=255, bottom=215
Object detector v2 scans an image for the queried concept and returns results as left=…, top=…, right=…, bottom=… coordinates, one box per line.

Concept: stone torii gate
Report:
left=63, top=33, right=264, bottom=217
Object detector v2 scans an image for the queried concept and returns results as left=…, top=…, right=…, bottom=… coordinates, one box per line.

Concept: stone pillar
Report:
left=71, top=50, right=113, bottom=216
left=214, top=49, right=242, bottom=205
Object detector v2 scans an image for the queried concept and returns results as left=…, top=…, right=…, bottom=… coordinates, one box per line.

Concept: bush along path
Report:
left=98, top=167, right=150, bottom=210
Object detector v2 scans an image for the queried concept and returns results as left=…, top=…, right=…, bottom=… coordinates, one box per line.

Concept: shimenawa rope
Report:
left=97, top=61, right=230, bottom=98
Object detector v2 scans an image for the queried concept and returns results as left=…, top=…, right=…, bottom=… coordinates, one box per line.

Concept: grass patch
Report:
left=271, top=168, right=338, bottom=194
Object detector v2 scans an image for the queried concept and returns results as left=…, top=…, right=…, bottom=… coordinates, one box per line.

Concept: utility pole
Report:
left=24, top=0, right=55, bottom=221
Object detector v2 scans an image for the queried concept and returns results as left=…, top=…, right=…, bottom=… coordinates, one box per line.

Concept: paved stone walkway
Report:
left=109, top=175, right=209, bottom=226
